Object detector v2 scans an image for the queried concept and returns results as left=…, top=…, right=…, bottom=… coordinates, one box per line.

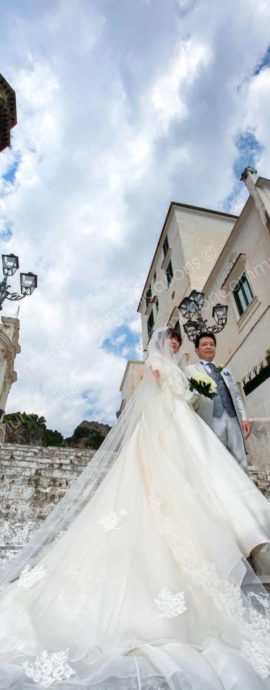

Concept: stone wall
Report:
left=246, top=419, right=270, bottom=470
left=0, top=444, right=95, bottom=562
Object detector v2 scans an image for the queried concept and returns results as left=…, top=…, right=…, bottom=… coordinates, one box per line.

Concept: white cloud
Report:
left=241, top=67, right=270, bottom=175
left=150, top=38, right=211, bottom=128
left=0, top=0, right=270, bottom=435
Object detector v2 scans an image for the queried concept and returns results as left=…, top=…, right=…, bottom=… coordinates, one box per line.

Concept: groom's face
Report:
left=195, top=336, right=216, bottom=362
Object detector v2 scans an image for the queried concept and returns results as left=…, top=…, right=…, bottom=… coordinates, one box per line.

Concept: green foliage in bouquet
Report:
left=188, top=373, right=217, bottom=400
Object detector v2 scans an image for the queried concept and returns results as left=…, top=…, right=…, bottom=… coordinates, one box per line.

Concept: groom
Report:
left=187, top=332, right=270, bottom=577
left=187, top=332, right=251, bottom=469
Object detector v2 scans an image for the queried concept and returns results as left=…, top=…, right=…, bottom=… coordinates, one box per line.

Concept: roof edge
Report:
left=137, top=201, right=238, bottom=311
left=202, top=195, right=253, bottom=291
left=256, top=176, right=270, bottom=188
left=170, top=201, right=238, bottom=219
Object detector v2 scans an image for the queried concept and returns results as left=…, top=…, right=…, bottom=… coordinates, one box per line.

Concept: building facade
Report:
left=137, top=202, right=237, bottom=353
left=119, top=170, right=270, bottom=466
left=118, top=360, right=144, bottom=415
left=201, top=173, right=270, bottom=421
left=0, top=74, right=17, bottom=153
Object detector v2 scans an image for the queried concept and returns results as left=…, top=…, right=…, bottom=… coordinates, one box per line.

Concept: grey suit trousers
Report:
left=212, top=410, right=247, bottom=469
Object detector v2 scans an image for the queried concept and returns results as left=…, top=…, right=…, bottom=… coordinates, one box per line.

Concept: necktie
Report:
left=207, top=362, right=217, bottom=372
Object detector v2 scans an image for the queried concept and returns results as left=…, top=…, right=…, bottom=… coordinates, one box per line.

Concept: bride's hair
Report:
left=154, top=327, right=182, bottom=358
left=168, top=327, right=182, bottom=344
left=162, top=327, right=182, bottom=346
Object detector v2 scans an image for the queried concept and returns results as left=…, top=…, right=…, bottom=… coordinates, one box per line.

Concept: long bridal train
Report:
left=0, top=329, right=270, bottom=689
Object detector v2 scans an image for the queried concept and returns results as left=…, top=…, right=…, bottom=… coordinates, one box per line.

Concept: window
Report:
left=233, top=273, right=254, bottom=316
left=166, top=259, right=173, bottom=286
left=145, top=286, right=152, bottom=309
left=153, top=270, right=157, bottom=282
left=147, top=310, right=154, bottom=339
left=163, top=236, right=169, bottom=257
left=156, top=298, right=159, bottom=312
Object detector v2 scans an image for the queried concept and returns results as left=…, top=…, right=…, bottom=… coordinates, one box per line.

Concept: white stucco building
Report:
left=118, top=360, right=144, bottom=416
left=201, top=171, right=270, bottom=424
left=137, top=202, right=237, bottom=352
left=119, top=170, right=270, bottom=466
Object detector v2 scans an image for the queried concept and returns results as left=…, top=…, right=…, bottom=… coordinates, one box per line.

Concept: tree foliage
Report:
left=3, top=411, right=64, bottom=447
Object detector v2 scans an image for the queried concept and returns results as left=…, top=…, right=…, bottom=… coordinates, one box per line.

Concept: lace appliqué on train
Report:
left=18, top=564, right=47, bottom=589
left=155, top=588, right=186, bottom=618
left=248, top=590, right=270, bottom=612
left=148, top=484, right=270, bottom=679
left=22, top=649, right=75, bottom=687
left=242, top=640, right=270, bottom=679
left=97, top=509, right=127, bottom=531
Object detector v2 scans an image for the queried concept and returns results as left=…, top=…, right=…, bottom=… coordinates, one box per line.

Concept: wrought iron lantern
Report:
left=2, top=253, right=19, bottom=276
left=20, top=272, right=38, bottom=296
left=0, top=254, right=38, bottom=310
left=179, top=290, right=228, bottom=342
left=178, top=296, right=197, bottom=320
left=212, top=303, right=228, bottom=327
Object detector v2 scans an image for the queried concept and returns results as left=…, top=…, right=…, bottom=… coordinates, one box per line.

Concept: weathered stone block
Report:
left=0, top=444, right=95, bottom=562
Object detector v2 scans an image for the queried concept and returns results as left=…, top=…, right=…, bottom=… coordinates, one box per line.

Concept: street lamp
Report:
left=178, top=290, right=228, bottom=342
left=212, top=303, right=228, bottom=327
left=0, top=254, right=38, bottom=310
left=179, top=290, right=208, bottom=338
left=20, top=272, right=38, bottom=296
left=189, top=289, right=205, bottom=309
left=178, top=296, right=197, bottom=320
left=183, top=320, right=200, bottom=342
left=2, top=253, right=19, bottom=276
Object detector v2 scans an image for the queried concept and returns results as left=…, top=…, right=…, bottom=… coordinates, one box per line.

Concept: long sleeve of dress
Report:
left=145, top=354, right=198, bottom=406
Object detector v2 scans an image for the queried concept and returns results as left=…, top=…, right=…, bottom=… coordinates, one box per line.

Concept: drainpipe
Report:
left=241, top=166, right=270, bottom=233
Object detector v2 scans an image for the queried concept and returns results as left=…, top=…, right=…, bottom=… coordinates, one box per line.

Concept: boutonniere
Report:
left=216, top=365, right=224, bottom=373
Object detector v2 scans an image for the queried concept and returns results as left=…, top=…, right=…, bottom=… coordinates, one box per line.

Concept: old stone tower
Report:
left=0, top=316, right=20, bottom=442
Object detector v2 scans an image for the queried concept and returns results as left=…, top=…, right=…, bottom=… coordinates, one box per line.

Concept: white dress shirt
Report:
left=200, top=359, right=218, bottom=373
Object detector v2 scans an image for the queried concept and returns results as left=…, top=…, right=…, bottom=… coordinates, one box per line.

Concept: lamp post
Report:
left=0, top=254, right=38, bottom=310
left=178, top=290, right=228, bottom=342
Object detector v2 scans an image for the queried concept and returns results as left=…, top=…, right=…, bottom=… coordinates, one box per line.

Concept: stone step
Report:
left=0, top=443, right=95, bottom=459
left=248, top=467, right=270, bottom=498
left=0, top=444, right=97, bottom=561
left=0, top=464, right=89, bottom=478
left=1, top=444, right=270, bottom=568
left=0, top=455, right=92, bottom=464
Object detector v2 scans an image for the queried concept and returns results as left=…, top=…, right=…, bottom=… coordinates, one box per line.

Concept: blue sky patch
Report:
left=0, top=225, right=13, bottom=241
left=224, top=131, right=263, bottom=211
left=254, top=45, right=270, bottom=75
left=3, top=159, right=19, bottom=184
left=233, top=131, right=263, bottom=179
left=102, top=324, right=140, bottom=359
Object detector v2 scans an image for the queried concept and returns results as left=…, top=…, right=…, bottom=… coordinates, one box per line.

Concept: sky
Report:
left=0, top=0, right=270, bottom=436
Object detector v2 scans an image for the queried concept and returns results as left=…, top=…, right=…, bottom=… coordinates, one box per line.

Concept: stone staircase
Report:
left=248, top=467, right=270, bottom=498
left=0, top=444, right=95, bottom=562
left=0, top=442, right=270, bottom=573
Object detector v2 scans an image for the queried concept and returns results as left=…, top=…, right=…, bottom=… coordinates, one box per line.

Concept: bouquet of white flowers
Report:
left=188, top=372, right=217, bottom=399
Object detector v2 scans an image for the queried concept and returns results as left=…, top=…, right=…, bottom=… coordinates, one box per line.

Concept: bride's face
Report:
left=167, top=335, right=180, bottom=354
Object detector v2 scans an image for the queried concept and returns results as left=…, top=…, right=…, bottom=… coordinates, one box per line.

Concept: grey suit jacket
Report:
left=186, top=362, right=248, bottom=440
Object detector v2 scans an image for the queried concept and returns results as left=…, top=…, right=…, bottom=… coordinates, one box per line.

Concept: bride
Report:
left=1, top=326, right=270, bottom=689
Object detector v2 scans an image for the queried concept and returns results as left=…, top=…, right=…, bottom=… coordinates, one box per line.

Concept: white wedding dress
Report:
left=1, top=328, right=270, bottom=689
